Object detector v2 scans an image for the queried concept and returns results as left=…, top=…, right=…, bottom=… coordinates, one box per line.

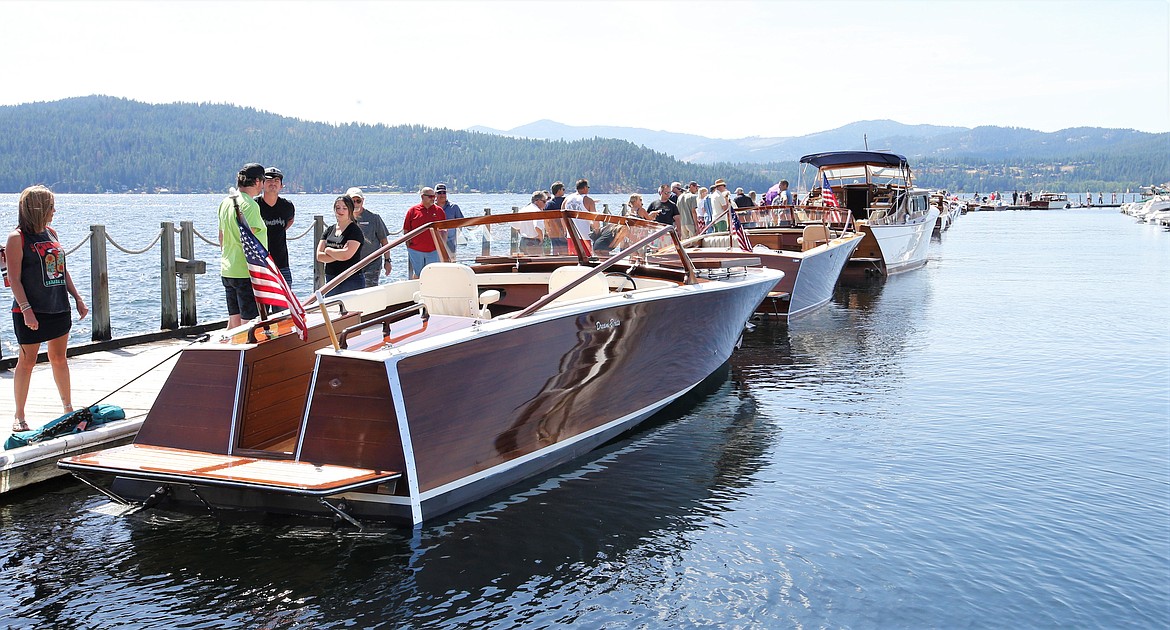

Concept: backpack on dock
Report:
left=4, top=404, right=126, bottom=449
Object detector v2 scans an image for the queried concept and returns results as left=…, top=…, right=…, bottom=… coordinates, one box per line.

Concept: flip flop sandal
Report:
left=12, top=418, right=30, bottom=432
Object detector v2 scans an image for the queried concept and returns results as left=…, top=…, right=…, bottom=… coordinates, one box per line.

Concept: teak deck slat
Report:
left=61, top=444, right=399, bottom=495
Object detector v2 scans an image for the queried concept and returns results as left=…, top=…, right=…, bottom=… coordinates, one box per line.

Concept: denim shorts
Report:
left=222, top=276, right=259, bottom=320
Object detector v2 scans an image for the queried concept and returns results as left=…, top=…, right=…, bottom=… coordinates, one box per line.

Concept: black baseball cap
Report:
left=239, top=163, right=265, bottom=180
left=264, top=167, right=283, bottom=180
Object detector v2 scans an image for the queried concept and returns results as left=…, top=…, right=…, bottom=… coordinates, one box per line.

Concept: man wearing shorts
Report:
left=218, top=163, right=268, bottom=329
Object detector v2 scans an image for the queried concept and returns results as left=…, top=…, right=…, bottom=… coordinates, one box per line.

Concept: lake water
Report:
left=1, top=200, right=1168, bottom=628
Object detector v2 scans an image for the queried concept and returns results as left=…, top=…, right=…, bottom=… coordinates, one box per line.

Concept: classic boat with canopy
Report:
left=798, top=151, right=939, bottom=276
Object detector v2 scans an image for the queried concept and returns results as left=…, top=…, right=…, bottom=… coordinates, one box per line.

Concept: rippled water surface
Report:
left=2, top=204, right=1168, bottom=628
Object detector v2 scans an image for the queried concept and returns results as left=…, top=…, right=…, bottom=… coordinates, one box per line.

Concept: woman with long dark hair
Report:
left=316, top=195, right=365, bottom=296
left=7, top=185, right=88, bottom=432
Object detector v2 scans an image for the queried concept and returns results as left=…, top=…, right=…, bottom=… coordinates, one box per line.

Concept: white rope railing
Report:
left=190, top=225, right=220, bottom=247
left=288, top=223, right=315, bottom=240
left=65, top=233, right=92, bottom=256
left=104, top=228, right=164, bottom=255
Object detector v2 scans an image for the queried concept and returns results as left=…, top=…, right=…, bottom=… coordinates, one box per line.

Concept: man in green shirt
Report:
left=218, top=162, right=268, bottom=328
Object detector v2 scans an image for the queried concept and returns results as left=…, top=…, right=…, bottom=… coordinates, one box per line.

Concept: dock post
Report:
left=90, top=225, right=111, bottom=341
left=313, top=215, right=325, bottom=291
left=483, top=208, right=492, bottom=257
left=161, top=222, right=178, bottom=330
left=179, top=220, right=197, bottom=326
left=510, top=206, right=519, bottom=255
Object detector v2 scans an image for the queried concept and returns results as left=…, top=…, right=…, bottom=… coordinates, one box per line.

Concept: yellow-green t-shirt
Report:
left=218, top=193, right=268, bottom=278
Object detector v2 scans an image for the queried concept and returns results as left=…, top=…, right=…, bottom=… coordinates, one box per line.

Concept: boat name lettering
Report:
left=595, top=318, right=621, bottom=331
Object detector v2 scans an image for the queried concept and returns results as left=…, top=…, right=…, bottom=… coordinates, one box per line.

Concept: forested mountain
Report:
left=0, top=96, right=1165, bottom=195
left=473, top=119, right=1169, bottom=166
left=0, top=96, right=780, bottom=194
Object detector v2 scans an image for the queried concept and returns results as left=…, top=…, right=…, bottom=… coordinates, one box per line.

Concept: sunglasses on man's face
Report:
left=423, top=194, right=436, bottom=198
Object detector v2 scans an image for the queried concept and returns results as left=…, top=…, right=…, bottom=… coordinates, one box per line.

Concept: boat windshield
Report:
left=306, top=210, right=693, bottom=304
left=435, top=211, right=672, bottom=265
left=821, top=164, right=910, bottom=188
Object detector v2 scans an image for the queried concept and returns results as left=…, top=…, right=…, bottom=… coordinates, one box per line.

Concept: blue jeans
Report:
left=270, top=267, right=293, bottom=312
left=325, top=273, right=365, bottom=297
left=408, top=249, right=441, bottom=279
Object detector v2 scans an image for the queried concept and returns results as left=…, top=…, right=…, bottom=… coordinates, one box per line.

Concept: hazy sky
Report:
left=2, top=0, right=1167, bottom=138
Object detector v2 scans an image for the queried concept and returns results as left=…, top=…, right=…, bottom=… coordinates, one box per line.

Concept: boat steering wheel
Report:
left=605, top=272, right=637, bottom=292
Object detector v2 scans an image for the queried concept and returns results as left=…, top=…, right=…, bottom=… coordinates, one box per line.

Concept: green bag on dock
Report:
left=4, top=404, right=126, bottom=450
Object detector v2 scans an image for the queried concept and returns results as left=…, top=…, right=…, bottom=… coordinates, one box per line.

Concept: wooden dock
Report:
left=1, top=338, right=188, bottom=432
left=0, top=338, right=188, bottom=492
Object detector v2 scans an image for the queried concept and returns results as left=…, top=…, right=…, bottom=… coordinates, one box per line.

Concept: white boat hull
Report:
left=864, top=206, right=940, bottom=274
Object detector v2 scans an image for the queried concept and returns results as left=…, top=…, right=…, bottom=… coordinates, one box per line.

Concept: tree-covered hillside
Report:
left=0, top=96, right=781, bottom=194
left=0, top=96, right=1163, bottom=195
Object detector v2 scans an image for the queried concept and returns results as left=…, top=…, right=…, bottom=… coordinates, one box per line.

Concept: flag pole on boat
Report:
left=315, top=290, right=340, bottom=351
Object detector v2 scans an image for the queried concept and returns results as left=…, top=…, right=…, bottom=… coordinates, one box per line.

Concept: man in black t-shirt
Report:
left=733, top=187, right=755, bottom=209
left=647, top=184, right=680, bottom=231
left=257, top=167, right=296, bottom=285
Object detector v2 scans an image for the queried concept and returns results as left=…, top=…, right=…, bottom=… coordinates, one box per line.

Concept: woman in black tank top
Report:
left=6, top=186, right=88, bottom=433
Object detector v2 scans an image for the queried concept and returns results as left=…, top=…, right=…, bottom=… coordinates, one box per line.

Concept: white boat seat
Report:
left=547, top=266, right=610, bottom=304
left=798, top=223, right=830, bottom=251
left=701, top=235, right=732, bottom=249
left=416, top=263, right=498, bottom=319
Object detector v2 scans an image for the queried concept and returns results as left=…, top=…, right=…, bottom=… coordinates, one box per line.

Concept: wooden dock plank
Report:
left=1, top=338, right=187, bottom=442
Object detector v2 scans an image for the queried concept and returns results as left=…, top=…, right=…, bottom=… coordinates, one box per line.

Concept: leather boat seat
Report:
left=416, top=263, right=498, bottom=319
left=798, top=224, right=830, bottom=251
left=547, top=266, right=610, bottom=304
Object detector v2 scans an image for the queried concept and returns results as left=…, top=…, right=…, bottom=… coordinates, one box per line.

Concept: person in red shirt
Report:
left=403, top=186, right=447, bottom=278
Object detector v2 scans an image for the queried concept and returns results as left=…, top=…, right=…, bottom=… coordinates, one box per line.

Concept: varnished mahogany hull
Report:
left=345, top=275, right=775, bottom=523
left=114, top=273, right=777, bottom=525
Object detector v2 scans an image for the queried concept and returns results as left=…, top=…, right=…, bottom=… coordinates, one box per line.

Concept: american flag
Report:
left=821, top=173, right=839, bottom=207
left=730, top=207, right=752, bottom=251
left=237, top=216, right=308, bottom=341
left=694, top=212, right=707, bottom=236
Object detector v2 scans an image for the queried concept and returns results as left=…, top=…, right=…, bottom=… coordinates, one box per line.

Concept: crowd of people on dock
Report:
left=220, top=162, right=790, bottom=316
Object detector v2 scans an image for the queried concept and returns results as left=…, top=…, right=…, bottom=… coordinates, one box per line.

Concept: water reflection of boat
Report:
left=101, top=363, right=775, bottom=626
left=61, top=210, right=781, bottom=526
left=799, top=151, right=939, bottom=277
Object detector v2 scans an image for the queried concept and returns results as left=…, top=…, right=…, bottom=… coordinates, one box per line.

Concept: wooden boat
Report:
left=797, top=151, right=939, bottom=276
left=60, top=210, right=781, bottom=526
left=931, top=192, right=963, bottom=231
left=677, top=206, right=863, bottom=319
left=1028, top=192, right=1070, bottom=209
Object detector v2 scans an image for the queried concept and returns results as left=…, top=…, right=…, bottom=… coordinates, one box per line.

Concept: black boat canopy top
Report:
left=799, top=151, right=909, bottom=168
